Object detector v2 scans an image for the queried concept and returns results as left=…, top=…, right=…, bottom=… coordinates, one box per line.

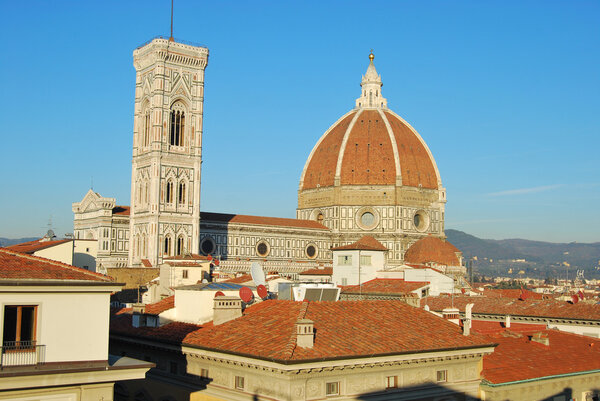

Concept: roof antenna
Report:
left=169, top=0, right=174, bottom=42
left=90, top=176, right=94, bottom=190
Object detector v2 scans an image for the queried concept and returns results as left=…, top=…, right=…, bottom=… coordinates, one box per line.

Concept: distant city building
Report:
left=73, top=39, right=454, bottom=276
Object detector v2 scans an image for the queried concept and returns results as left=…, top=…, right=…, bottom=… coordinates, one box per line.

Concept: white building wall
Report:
left=73, top=239, right=98, bottom=272
left=33, top=242, right=73, bottom=266
left=404, top=268, right=454, bottom=296
left=0, top=290, right=111, bottom=363
left=331, top=249, right=383, bottom=286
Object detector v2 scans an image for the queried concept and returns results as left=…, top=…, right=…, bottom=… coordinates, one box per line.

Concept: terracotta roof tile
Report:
left=6, top=239, right=71, bottom=254
left=0, top=249, right=112, bottom=282
left=110, top=313, right=204, bottom=345
left=223, top=274, right=254, bottom=284
left=331, top=235, right=387, bottom=251
left=482, top=288, right=544, bottom=300
left=299, top=267, right=333, bottom=276
left=341, top=279, right=429, bottom=295
left=184, top=300, right=494, bottom=362
left=201, top=212, right=328, bottom=230
left=422, top=295, right=600, bottom=321
left=141, top=259, right=152, bottom=267
left=144, top=296, right=175, bottom=315
left=482, top=329, right=600, bottom=384
left=404, top=236, right=461, bottom=266
left=112, top=206, right=130, bottom=216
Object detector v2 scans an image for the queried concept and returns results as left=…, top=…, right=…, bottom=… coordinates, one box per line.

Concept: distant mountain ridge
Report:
left=446, top=229, right=600, bottom=278
left=0, top=237, right=39, bottom=248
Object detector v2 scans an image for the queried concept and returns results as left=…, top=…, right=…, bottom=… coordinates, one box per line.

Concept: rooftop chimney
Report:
left=442, top=307, right=460, bottom=325
left=505, top=315, right=511, bottom=328
left=463, top=303, right=474, bottom=336
left=531, top=332, right=549, bottom=346
left=213, top=296, right=242, bottom=325
left=295, top=318, right=314, bottom=348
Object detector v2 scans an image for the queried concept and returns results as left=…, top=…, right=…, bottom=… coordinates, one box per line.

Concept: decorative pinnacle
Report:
left=369, top=49, right=374, bottom=61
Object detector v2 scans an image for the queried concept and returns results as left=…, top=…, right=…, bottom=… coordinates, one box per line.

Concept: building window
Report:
left=436, top=370, right=447, bottom=382
left=143, top=109, right=151, bottom=147
left=166, top=180, right=174, bottom=204
left=341, top=277, right=348, bottom=286
left=325, top=382, right=339, bottom=396
left=305, top=244, right=317, bottom=259
left=201, top=237, right=215, bottom=255
left=178, top=181, right=186, bottom=204
left=235, top=376, right=245, bottom=390
left=169, top=361, right=178, bottom=374
left=169, top=104, right=185, bottom=147
left=200, top=368, right=209, bottom=378
left=317, top=212, right=324, bottom=224
left=164, top=236, right=172, bottom=256
left=177, top=236, right=184, bottom=256
left=182, top=270, right=188, bottom=279
left=256, top=240, right=270, bottom=257
left=337, top=255, right=352, bottom=266
left=359, top=255, right=371, bottom=266
left=3, top=306, right=37, bottom=347
left=386, top=376, right=397, bottom=388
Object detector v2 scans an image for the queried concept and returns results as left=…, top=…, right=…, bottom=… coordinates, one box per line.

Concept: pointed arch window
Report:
left=164, top=236, right=172, bottom=256
left=176, top=236, right=184, bottom=256
left=143, top=109, right=151, bottom=147
left=169, top=103, right=185, bottom=147
left=178, top=181, right=186, bottom=205
left=166, top=180, right=174, bottom=204
left=144, top=181, right=149, bottom=204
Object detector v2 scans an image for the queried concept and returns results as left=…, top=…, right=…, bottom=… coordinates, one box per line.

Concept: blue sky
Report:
left=0, top=1, right=598, bottom=243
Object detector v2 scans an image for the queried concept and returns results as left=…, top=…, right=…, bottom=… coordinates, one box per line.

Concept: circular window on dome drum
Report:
left=200, top=237, right=215, bottom=255
left=256, top=240, right=270, bottom=257
left=305, top=244, right=317, bottom=259
left=413, top=210, right=430, bottom=232
left=355, top=207, right=379, bottom=230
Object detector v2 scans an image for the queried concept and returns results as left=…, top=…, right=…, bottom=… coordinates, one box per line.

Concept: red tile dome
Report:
left=404, top=236, right=461, bottom=266
left=300, top=108, right=441, bottom=190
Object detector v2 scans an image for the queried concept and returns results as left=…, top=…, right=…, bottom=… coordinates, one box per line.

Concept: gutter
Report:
left=181, top=341, right=497, bottom=366
left=482, top=368, right=600, bottom=387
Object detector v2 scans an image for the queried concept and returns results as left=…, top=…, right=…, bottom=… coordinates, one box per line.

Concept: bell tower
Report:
left=128, top=38, right=209, bottom=267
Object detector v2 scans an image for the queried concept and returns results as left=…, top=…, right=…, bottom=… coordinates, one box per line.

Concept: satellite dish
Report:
left=214, top=291, right=225, bottom=298
left=239, top=287, right=254, bottom=303
left=47, top=229, right=55, bottom=238
left=257, top=284, right=268, bottom=300
left=202, top=279, right=208, bottom=283
left=250, top=262, right=266, bottom=286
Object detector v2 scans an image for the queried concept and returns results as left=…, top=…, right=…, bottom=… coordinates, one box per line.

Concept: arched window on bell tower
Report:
left=166, top=180, right=174, bottom=204
left=142, top=109, right=151, bottom=148
left=178, top=181, right=186, bottom=205
left=169, top=102, right=185, bottom=147
left=176, top=236, right=184, bottom=256
left=164, top=235, right=172, bottom=256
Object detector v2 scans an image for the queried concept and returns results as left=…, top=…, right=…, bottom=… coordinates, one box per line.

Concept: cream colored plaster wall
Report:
left=332, top=249, right=383, bottom=286
left=171, top=288, right=259, bottom=324
left=0, top=382, right=113, bottom=401
left=480, top=371, right=600, bottom=401
left=0, top=291, right=110, bottom=362
left=34, top=241, right=73, bottom=266
left=73, top=240, right=98, bottom=271
left=186, top=352, right=484, bottom=401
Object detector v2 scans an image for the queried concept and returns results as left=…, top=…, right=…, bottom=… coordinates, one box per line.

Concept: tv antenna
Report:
left=169, top=0, right=174, bottom=41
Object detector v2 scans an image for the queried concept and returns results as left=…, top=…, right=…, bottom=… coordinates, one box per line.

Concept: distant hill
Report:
left=0, top=237, right=38, bottom=248
left=446, top=229, right=600, bottom=279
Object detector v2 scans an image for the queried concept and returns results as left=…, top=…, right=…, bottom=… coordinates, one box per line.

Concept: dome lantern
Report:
left=356, top=51, right=387, bottom=109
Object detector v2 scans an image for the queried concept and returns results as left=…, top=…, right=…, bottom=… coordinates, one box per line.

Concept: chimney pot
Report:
left=296, top=319, right=314, bottom=348
left=213, top=296, right=242, bottom=325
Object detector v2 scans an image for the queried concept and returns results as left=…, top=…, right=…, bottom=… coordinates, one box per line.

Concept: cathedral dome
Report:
left=404, top=236, right=461, bottom=266
left=299, top=55, right=441, bottom=193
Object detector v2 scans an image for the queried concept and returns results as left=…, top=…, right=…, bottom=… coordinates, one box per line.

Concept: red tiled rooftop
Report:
left=0, top=249, right=112, bottom=282
left=331, top=236, right=387, bottom=251
left=145, top=295, right=175, bottom=315
left=470, top=320, right=547, bottom=335
left=299, top=267, right=333, bottom=276
left=482, top=288, right=544, bottom=300
left=110, top=313, right=204, bottom=345
left=184, top=300, right=494, bottom=362
left=200, top=212, right=328, bottom=230
left=482, top=329, right=600, bottom=384
left=141, top=259, right=152, bottom=267
left=6, top=239, right=71, bottom=254
left=341, top=279, right=429, bottom=295
left=422, top=295, right=600, bottom=321
left=223, top=274, right=254, bottom=284
left=404, top=236, right=461, bottom=266
left=112, top=206, right=130, bottom=216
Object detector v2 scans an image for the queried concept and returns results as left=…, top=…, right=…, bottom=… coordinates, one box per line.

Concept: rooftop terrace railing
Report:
left=1, top=341, right=46, bottom=367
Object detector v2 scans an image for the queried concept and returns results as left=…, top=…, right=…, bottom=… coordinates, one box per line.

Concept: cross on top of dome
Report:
left=356, top=51, right=387, bottom=109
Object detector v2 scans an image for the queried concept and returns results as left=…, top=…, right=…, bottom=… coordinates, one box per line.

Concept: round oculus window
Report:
left=256, top=241, right=269, bottom=257
left=306, top=244, right=317, bottom=259
left=413, top=211, right=429, bottom=231
left=361, top=212, right=375, bottom=227
left=201, top=238, right=215, bottom=255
